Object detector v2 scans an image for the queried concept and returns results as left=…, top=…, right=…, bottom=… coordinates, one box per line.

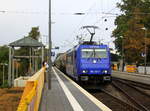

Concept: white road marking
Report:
left=55, top=67, right=112, bottom=111
left=52, top=67, right=83, bottom=111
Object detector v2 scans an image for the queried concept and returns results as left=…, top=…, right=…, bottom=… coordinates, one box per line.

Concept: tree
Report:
left=0, top=45, right=9, bottom=86
left=112, top=0, right=150, bottom=64
left=15, top=26, right=41, bottom=76
left=27, top=26, right=40, bottom=40
left=111, top=53, right=120, bottom=62
left=0, top=45, right=9, bottom=63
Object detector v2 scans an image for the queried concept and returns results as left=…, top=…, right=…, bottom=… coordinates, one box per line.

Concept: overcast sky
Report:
left=0, top=0, right=121, bottom=53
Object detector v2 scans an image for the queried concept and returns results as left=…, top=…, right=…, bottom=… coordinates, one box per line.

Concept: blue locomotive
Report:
left=64, top=42, right=112, bottom=83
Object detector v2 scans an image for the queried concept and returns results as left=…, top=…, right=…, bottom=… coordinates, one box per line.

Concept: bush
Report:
left=0, top=80, right=9, bottom=88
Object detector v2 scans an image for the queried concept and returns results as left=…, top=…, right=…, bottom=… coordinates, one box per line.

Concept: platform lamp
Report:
left=141, top=27, right=147, bottom=74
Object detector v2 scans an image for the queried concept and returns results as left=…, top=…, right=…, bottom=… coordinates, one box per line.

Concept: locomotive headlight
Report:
left=93, top=60, right=97, bottom=64
left=82, top=70, right=87, bottom=73
left=83, top=70, right=86, bottom=73
left=103, top=70, right=108, bottom=74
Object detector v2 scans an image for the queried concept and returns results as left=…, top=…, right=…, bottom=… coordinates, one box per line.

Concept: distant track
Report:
left=113, top=78, right=150, bottom=90
left=111, top=78, right=150, bottom=111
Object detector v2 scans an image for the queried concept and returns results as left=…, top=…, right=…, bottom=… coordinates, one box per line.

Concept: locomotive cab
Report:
left=76, top=45, right=112, bottom=83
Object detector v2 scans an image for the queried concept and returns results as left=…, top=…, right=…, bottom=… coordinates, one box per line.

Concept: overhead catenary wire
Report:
left=68, top=3, right=97, bottom=39
left=91, top=1, right=122, bottom=48
left=58, top=3, right=98, bottom=49
left=0, top=10, right=48, bottom=15
left=52, top=0, right=123, bottom=52
left=65, top=0, right=122, bottom=46
left=0, top=1, right=122, bottom=50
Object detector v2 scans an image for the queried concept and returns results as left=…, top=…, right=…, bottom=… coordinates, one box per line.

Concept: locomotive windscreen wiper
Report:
left=86, top=48, right=99, bottom=59
left=87, top=48, right=94, bottom=59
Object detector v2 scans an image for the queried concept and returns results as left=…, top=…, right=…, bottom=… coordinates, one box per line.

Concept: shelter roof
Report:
left=9, top=37, right=44, bottom=47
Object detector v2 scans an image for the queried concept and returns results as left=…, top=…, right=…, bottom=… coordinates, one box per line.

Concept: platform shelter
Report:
left=8, top=37, right=44, bottom=86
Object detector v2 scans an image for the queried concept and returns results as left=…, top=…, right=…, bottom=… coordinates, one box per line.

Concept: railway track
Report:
left=113, top=78, right=150, bottom=97
left=112, top=80, right=150, bottom=111
left=90, top=88, right=139, bottom=111
left=89, top=78, right=150, bottom=111
left=113, top=78, right=150, bottom=90
left=112, top=81, right=150, bottom=111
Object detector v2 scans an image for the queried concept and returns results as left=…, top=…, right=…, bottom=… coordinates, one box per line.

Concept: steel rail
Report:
left=114, top=79, right=150, bottom=97
left=114, top=78, right=150, bottom=90
left=112, top=81, right=149, bottom=111
left=100, top=88, right=140, bottom=111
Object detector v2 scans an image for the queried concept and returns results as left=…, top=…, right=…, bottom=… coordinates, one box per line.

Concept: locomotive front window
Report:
left=82, top=49, right=93, bottom=58
left=81, top=48, right=107, bottom=58
left=95, top=49, right=107, bottom=58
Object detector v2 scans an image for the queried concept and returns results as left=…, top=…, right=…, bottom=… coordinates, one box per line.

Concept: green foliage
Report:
left=0, top=45, right=9, bottom=63
left=14, top=47, right=29, bottom=76
left=112, top=0, right=150, bottom=64
left=27, top=26, right=40, bottom=40
left=0, top=80, right=9, bottom=88
left=0, top=46, right=9, bottom=86
left=110, top=53, right=120, bottom=62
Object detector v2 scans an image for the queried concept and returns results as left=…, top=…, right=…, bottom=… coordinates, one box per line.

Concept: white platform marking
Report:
left=55, top=67, right=112, bottom=111
left=52, top=67, right=83, bottom=111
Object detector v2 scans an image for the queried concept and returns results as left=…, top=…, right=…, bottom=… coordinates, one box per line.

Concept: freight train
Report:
left=55, top=42, right=112, bottom=83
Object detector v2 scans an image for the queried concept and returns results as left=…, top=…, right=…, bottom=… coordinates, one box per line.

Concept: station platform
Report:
left=112, top=71, right=150, bottom=85
left=39, top=67, right=111, bottom=111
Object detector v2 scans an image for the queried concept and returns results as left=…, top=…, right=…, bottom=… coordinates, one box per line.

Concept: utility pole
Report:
left=122, top=37, right=124, bottom=72
left=48, top=0, right=52, bottom=89
left=141, top=27, right=147, bottom=74
left=120, top=36, right=124, bottom=72
left=144, top=28, right=147, bottom=74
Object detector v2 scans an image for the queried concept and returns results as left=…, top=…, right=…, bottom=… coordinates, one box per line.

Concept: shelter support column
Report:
left=29, top=48, right=32, bottom=74
left=8, top=47, right=12, bottom=86
left=12, top=47, right=15, bottom=85
left=42, top=47, right=44, bottom=65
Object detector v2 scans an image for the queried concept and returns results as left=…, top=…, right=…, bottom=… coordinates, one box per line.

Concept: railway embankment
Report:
left=0, top=87, right=24, bottom=111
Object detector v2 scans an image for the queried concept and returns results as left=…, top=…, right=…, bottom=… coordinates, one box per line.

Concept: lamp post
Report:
left=141, top=27, right=147, bottom=74
left=48, top=0, right=52, bottom=90
left=48, top=0, right=56, bottom=90
left=120, top=36, right=124, bottom=72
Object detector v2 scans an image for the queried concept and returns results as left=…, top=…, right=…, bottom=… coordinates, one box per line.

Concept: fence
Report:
left=17, top=67, right=45, bottom=111
left=138, top=66, right=150, bottom=74
left=126, top=65, right=137, bottom=73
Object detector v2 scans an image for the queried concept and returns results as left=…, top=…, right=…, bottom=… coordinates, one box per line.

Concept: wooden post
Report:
left=42, top=47, right=44, bottom=66
left=32, top=48, right=35, bottom=73
left=16, top=62, right=18, bottom=78
left=29, top=47, right=32, bottom=75
left=3, top=64, right=5, bottom=85
left=12, top=47, right=15, bottom=85
left=8, top=47, right=12, bottom=86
